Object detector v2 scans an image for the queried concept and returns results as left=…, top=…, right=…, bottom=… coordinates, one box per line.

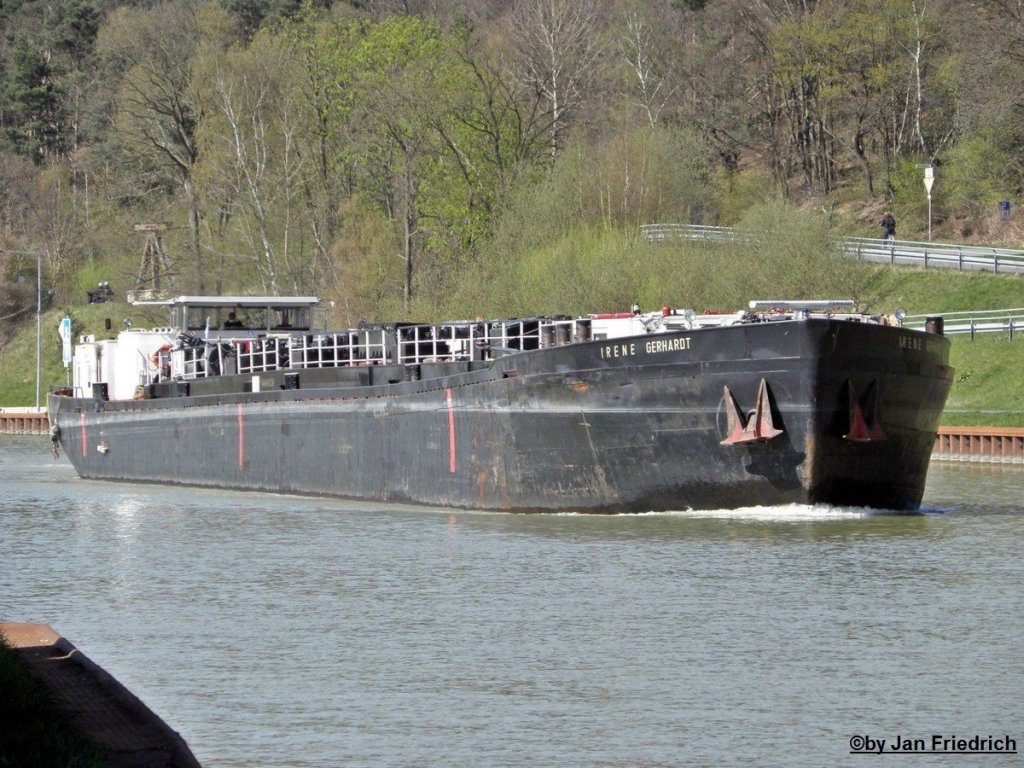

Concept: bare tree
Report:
left=202, top=32, right=322, bottom=295
left=660, top=1, right=765, bottom=180
left=212, top=69, right=278, bottom=292
left=99, top=2, right=223, bottom=292
left=508, top=0, right=605, bottom=163
left=906, top=0, right=952, bottom=159
left=443, top=37, right=551, bottom=205
left=620, top=8, right=678, bottom=128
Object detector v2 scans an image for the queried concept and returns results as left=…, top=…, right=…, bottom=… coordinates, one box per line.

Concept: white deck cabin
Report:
left=71, top=296, right=322, bottom=400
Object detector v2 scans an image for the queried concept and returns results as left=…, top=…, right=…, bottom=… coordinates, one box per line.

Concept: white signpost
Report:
left=923, top=165, right=934, bottom=241
left=59, top=316, right=72, bottom=368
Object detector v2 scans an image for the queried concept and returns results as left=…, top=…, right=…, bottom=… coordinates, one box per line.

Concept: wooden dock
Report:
left=0, top=407, right=48, bottom=435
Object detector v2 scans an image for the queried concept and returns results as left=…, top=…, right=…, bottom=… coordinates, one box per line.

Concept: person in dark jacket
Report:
left=881, top=212, right=896, bottom=241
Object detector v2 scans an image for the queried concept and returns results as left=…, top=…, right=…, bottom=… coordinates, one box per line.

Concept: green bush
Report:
left=943, top=132, right=1010, bottom=215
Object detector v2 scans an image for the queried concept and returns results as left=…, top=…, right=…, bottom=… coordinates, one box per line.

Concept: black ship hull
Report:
left=48, top=319, right=952, bottom=512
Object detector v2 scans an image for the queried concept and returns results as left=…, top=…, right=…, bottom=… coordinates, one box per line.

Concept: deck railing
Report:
left=289, top=331, right=387, bottom=368
left=155, top=316, right=601, bottom=383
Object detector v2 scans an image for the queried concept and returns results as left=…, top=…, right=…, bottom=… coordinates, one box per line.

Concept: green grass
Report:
left=863, top=266, right=1024, bottom=315
left=0, top=633, right=106, bottom=767
left=943, top=335, right=1024, bottom=426
left=0, top=301, right=166, bottom=406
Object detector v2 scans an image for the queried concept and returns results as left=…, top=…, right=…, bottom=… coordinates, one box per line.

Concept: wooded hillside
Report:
left=1, top=0, right=1022, bottom=330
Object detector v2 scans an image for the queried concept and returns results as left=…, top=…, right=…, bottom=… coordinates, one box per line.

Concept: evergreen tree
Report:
left=47, top=0, right=101, bottom=62
left=3, top=38, right=66, bottom=162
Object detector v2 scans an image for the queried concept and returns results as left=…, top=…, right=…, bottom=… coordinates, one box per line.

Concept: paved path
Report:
left=1, top=622, right=201, bottom=768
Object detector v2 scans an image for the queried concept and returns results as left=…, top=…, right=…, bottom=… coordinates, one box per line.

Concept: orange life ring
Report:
left=151, top=343, right=172, bottom=366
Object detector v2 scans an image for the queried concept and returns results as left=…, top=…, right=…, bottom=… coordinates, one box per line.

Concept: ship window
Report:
left=273, top=308, right=294, bottom=329
left=271, top=306, right=310, bottom=330
left=186, top=307, right=212, bottom=330
left=222, top=308, right=247, bottom=329
left=246, top=308, right=267, bottom=330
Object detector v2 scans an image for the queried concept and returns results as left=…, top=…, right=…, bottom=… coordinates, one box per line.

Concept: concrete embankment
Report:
left=0, top=622, right=201, bottom=768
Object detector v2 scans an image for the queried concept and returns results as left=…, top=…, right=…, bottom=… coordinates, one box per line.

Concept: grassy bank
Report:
left=0, top=301, right=166, bottom=406
left=863, top=267, right=1024, bottom=314
left=944, top=336, right=1024, bottom=426
left=0, top=632, right=104, bottom=767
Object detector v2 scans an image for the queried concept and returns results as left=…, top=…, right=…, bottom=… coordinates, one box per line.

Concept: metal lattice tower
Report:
left=131, top=223, right=173, bottom=301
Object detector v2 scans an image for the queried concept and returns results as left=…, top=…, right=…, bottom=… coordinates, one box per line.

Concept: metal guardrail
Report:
left=640, top=223, right=1024, bottom=275
left=843, top=237, right=1024, bottom=274
left=902, top=308, right=1024, bottom=340
left=642, top=224, right=740, bottom=245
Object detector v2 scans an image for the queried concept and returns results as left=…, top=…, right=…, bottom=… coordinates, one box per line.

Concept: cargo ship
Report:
left=47, top=296, right=953, bottom=512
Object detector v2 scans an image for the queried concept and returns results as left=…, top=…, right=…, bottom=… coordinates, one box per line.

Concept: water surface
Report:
left=1, top=437, right=1020, bottom=767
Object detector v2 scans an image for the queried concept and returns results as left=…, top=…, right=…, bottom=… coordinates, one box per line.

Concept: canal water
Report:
left=1, top=436, right=1020, bottom=767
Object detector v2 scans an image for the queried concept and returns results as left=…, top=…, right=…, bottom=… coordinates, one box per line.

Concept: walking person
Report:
left=881, top=211, right=896, bottom=242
